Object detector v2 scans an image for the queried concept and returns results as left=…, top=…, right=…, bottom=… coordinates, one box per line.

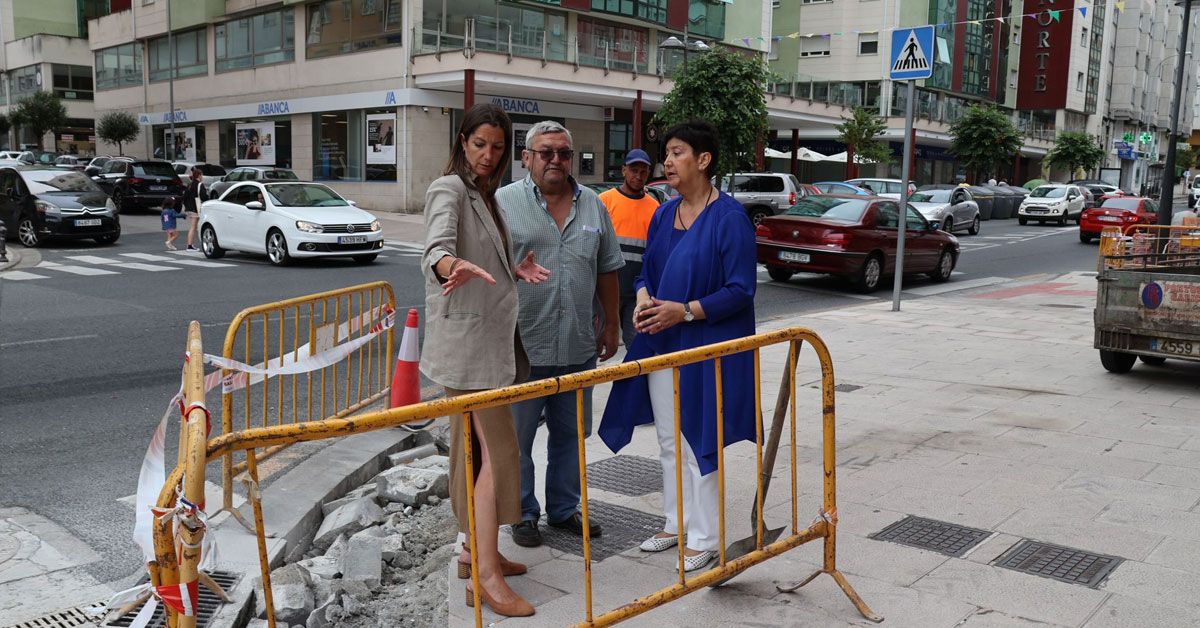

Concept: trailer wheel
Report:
left=1099, top=349, right=1136, bottom=373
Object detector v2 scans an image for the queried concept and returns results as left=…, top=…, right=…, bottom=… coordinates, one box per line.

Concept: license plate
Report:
left=150, top=185, right=167, bottom=191
left=1153, top=338, right=1200, bottom=357
left=1098, top=215, right=1121, bottom=222
left=338, top=235, right=368, bottom=244
left=1027, top=208, right=1046, bottom=214
left=75, top=219, right=102, bottom=226
left=778, top=250, right=810, bottom=263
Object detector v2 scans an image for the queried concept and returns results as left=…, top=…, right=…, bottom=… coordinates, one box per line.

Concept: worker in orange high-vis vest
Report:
left=599, top=149, right=660, bottom=347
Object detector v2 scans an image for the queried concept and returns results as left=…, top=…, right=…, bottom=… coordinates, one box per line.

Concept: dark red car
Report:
left=756, top=195, right=960, bottom=293
left=1079, top=197, right=1159, bottom=243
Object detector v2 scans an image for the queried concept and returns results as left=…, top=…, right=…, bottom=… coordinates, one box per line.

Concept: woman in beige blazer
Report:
left=422, top=103, right=548, bottom=617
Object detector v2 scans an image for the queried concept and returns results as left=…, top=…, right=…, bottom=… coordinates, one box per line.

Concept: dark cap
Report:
left=623, top=149, right=652, bottom=166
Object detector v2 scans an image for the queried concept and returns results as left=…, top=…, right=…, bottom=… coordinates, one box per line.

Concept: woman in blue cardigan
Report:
left=599, top=120, right=757, bottom=572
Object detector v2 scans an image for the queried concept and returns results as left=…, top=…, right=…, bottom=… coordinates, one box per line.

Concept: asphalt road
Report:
left=0, top=212, right=1100, bottom=590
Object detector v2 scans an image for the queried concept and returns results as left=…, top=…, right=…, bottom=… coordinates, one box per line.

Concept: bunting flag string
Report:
left=757, top=0, right=1125, bottom=42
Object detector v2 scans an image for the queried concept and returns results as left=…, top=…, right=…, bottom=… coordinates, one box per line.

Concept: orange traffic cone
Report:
left=390, top=308, right=421, bottom=408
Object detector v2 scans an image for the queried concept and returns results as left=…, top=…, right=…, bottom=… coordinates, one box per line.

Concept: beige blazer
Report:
left=420, top=174, right=530, bottom=390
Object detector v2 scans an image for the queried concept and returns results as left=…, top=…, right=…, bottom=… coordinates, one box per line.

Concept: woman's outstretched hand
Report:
left=441, top=259, right=496, bottom=296
left=515, top=251, right=550, bottom=283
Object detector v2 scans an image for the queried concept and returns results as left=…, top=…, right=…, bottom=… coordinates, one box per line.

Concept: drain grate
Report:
left=993, top=540, right=1122, bottom=588
left=585, top=455, right=662, bottom=497
left=6, top=603, right=101, bottom=628
left=870, top=516, right=991, bottom=557
left=835, top=383, right=863, bottom=393
left=101, top=570, right=240, bottom=628
left=1040, top=303, right=1086, bottom=309
left=539, top=500, right=666, bottom=562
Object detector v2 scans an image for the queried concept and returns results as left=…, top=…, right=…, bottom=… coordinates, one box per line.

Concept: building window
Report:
left=306, top=0, right=402, bottom=59
left=95, top=43, right=144, bottom=90
left=9, top=66, right=41, bottom=102
left=1077, top=71, right=1084, bottom=91
left=219, top=119, right=292, bottom=169
left=578, top=18, right=648, bottom=72
left=605, top=122, right=631, bottom=181
left=313, top=109, right=399, bottom=182
left=799, top=36, right=830, bottom=57
left=858, top=33, right=878, bottom=55
left=149, top=29, right=207, bottom=81
left=216, top=8, right=295, bottom=72
left=801, top=0, right=833, bottom=4
left=1081, top=27, right=1088, bottom=45
left=590, top=0, right=668, bottom=25
left=52, top=64, right=94, bottom=101
left=768, top=39, right=778, bottom=60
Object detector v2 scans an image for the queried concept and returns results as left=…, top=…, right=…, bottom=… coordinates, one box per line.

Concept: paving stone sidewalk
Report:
left=448, top=271, right=1200, bottom=627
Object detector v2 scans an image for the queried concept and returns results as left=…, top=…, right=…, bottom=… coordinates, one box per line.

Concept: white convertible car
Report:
left=199, top=181, right=384, bottom=265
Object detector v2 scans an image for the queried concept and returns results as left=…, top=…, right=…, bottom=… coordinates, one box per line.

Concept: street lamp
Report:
left=659, top=34, right=710, bottom=73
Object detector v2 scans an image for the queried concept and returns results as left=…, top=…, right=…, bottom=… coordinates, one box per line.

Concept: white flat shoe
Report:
left=639, top=534, right=680, bottom=552
left=683, top=550, right=717, bottom=572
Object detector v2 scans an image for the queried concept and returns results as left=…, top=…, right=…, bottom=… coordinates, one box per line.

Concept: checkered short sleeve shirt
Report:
left=496, top=177, right=624, bottom=367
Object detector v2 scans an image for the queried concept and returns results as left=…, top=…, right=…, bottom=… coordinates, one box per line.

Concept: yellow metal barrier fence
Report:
left=218, top=282, right=395, bottom=522
left=152, top=324, right=879, bottom=627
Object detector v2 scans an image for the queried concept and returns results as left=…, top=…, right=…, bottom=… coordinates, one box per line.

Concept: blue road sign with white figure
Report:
left=890, top=26, right=934, bottom=81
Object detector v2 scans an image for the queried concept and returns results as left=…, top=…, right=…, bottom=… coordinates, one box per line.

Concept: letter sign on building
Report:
left=1017, top=0, right=1074, bottom=109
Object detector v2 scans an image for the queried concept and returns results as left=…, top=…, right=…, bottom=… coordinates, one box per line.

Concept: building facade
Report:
left=86, top=0, right=794, bottom=212
left=0, top=0, right=99, bottom=154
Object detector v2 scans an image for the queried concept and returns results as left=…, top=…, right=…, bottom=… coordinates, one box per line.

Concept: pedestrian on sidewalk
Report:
left=496, top=120, right=624, bottom=548
left=599, top=149, right=660, bottom=348
left=421, top=103, right=549, bottom=619
left=161, top=197, right=180, bottom=250
left=181, top=166, right=207, bottom=251
left=598, top=120, right=758, bottom=573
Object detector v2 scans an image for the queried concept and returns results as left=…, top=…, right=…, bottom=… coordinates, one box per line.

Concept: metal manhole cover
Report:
left=585, top=455, right=662, bottom=497
left=1040, top=303, right=1086, bottom=309
left=993, top=540, right=1122, bottom=588
left=835, top=383, right=863, bottom=393
left=5, top=603, right=101, bottom=628
left=870, top=515, right=991, bottom=557
left=539, top=500, right=665, bottom=562
left=101, top=570, right=240, bottom=628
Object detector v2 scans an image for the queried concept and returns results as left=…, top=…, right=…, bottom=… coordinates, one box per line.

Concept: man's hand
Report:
left=598, top=321, right=620, bottom=361
left=515, top=251, right=550, bottom=283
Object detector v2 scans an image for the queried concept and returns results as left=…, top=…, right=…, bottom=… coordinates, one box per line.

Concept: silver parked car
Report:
left=909, top=188, right=981, bottom=235
left=717, top=172, right=807, bottom=224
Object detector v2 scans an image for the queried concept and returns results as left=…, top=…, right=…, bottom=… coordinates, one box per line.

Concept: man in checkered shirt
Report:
left=496, top=120, right=624, bottom=548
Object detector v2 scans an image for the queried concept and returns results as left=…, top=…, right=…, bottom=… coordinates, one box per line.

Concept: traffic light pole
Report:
left=1158, top=0, right=1194, bottom=227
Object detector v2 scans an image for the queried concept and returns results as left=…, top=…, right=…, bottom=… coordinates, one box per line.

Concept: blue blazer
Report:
left=599, top=191, right=757, bottom=475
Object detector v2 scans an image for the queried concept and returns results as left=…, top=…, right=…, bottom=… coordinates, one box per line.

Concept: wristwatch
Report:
left=682, top=301, right=695, bottom=322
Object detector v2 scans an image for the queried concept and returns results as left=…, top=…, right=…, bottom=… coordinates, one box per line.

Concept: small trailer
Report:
left=1094, top=223, right=1200, bottom=373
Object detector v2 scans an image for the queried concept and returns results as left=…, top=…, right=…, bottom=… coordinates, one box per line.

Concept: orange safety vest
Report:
left=599, top=187, right=659, bottom=264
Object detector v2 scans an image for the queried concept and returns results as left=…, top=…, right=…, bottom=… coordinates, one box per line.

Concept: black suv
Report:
left=92, top=159, right=185, bottom=213
left=1, top=166, right=120, bottom=247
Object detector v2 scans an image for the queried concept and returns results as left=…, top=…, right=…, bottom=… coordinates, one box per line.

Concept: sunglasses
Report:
left=530, top=148, right=574, bottom=162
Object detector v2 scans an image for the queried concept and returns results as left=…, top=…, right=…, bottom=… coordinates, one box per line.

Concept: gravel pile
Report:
left=250, top=453, right=457, bottom=627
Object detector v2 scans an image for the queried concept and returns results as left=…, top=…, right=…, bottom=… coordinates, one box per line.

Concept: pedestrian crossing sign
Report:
left=890, top=26, right=934, bottom=80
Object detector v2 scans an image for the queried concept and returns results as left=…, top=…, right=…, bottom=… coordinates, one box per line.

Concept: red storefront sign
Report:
left=1016, top=0, right=1074, bottom=109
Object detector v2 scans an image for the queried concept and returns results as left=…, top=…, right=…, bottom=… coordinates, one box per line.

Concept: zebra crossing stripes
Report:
left=35, top=261, right=119, bottom=276
left=0, top=270, right=50, bottom=281
left=122, top=252, right=234, bottom=267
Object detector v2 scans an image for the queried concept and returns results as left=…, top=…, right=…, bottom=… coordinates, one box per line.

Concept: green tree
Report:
left=0, top=114, right=10, bottom=141
left=97, top=111, right=141, bottom=156
left=11, top=92, right=67, bottom=150
left=836, top=107, right=893, bottom=177
left=1046, top=131, right=1106, bottom=178
left=653, top=47, right=769, bottom=181
left=1173, top=143, right=1197, bottom=174
left=948, top=104, right=1022, bottom=182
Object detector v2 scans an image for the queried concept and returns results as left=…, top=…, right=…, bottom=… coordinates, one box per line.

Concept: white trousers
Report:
left=648, top=369, right=720, bottom=552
